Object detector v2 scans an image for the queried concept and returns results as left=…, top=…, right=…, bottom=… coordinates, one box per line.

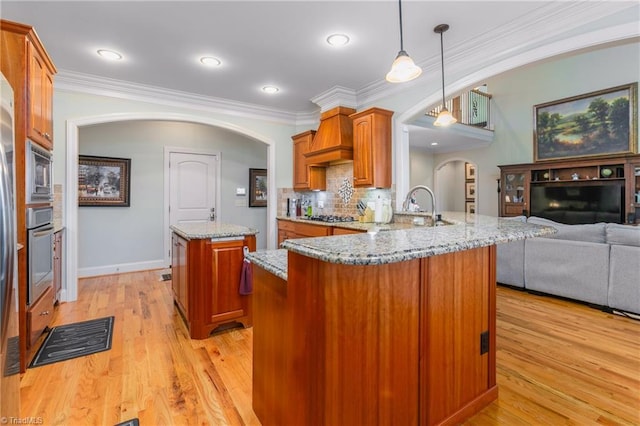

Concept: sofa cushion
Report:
left=606, top=223, right=640, bottom=247
left=608, top=245, right=640, bottom=314
left=524, top=237, right=610, bottom=306
left=527, top=216, right=606, bottom=243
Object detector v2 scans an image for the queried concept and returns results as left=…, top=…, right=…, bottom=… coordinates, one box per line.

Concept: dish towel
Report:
left=239, top=258, right=253, bottom=295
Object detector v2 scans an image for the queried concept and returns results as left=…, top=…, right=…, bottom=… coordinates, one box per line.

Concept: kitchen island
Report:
left=170, top=222, right=257, bottom=339
left=247, top=213, right=555, bottom=426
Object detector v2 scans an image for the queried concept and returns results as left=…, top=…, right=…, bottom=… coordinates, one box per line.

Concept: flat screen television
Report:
left=530, top=183, right=624, bottom=224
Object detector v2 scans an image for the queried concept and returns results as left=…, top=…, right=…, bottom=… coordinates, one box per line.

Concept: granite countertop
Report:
left=279, top=212, right=556, bottom=266
left=247, top=249, right=288, bottom=281
left=249, top=212, right=557, bottom=277
left=53, top=218, right=64, bottom=234
left=171, top=222, right=258, bottom=240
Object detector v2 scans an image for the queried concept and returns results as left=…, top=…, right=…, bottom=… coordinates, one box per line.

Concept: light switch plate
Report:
left=236, top=187, right=246, bottom=196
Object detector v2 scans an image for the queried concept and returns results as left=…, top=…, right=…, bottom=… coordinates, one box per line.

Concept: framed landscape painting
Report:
left=534, top=83, right=638, bottom=161
left=78, top=156, right=131, bottom=207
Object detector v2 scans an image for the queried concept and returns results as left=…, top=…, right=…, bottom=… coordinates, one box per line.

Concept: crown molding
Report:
left=55, top=70, right=302, bottom=126
left=310, top=86, right=358, bottom=112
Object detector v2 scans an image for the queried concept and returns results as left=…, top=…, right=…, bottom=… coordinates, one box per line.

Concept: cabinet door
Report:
left=500, top=168, right=529, bottom=217
left=351, top=108, right=393, bottom=188
left=172, top=233, right=189, bottom=318
left=352, top=114, right=374, bottom=187
left=293, top=130, right=326, bottom=191
left=207, top=239, right=246, bottom=321
left=27, top=43, right=53, bottom=150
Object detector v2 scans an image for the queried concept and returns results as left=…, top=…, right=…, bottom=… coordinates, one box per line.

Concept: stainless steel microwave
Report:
left=25, top=140, right=53, bottom=204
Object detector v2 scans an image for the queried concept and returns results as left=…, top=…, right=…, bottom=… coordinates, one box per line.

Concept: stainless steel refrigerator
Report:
left=0, top=72, right=20, bottom=418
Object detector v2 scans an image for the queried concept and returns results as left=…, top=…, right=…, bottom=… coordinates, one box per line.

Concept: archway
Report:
left=64, top=112, right=276, bottom=302
left=433, top=158, right=479, bottom=215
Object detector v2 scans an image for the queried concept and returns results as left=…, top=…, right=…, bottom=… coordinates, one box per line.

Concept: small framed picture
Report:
left=465, top=162, right=476, bottom=180
left=465, top=182, right=476, bottom=200
left=466, top=201, right=476, bottom=214
left=249, top=168, right=267, bottom=207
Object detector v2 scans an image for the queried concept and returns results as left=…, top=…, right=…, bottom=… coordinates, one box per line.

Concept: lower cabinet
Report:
left=27, top=285, right=54, bottom=348
left=171, top=232, right=256, bottom=339
left=171, top=233, right=189, bottom=319
left=277, top=219, right=331, bottom=245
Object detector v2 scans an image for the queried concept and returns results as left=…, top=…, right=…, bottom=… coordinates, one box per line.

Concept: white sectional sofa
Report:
left=497, top=216, right=640, bottom=315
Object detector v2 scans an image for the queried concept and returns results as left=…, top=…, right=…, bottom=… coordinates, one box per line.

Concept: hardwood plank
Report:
left=20, top=270, right=640, bottom=425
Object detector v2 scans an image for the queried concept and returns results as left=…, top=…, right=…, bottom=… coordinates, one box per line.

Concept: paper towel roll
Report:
left=374, top=196, right=383, bottom=223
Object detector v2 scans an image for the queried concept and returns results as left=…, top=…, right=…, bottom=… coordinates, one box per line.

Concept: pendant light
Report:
left=433, top=24, right=457, bottom=126
left=385, top=0, right=422, bottom=83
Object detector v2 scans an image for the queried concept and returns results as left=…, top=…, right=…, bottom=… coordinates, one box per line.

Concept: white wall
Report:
left=432, top=41, right=640, bottom=216
left=435, top=161, right=466, bottom=212
left=77, top=120, right=267, bottom=275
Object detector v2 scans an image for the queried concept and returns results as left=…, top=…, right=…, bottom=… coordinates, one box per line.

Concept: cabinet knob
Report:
left=44, top=132, right=52, bottom=141
left=40, top=311, right=49, bottom=316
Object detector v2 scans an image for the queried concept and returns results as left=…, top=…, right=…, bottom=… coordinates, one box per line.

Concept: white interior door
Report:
left=169, top=152, right=218, bottom=227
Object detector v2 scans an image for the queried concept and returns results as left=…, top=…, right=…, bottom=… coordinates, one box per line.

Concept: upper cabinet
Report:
left=28, top=42, right=55, bottom=150
left=1, top=20, right=57, bottom=151
left=350, top=107, right=393, bottom=188
left=292, top=130, right=326, bottom=191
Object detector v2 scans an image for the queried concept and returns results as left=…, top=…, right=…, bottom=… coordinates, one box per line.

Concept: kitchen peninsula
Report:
left=170, top=222, right=257, bottom=339
left=248, top=213, right=555, bottom=425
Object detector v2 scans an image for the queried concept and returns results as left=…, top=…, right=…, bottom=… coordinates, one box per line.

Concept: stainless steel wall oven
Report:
left=26, top=207, right=54, bottom=305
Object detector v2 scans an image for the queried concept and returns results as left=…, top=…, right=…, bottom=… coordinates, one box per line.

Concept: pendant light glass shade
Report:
left=386, top=0, right=422, bottom=83
left=433, top=107, right=457, bottom=126
left=386, top=51, right=422, bottom=83
left=433, top=24, right=456, bottom=126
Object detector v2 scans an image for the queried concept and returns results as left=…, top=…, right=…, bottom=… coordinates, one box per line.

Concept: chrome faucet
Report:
left=402, top=185, right=437, bottom=226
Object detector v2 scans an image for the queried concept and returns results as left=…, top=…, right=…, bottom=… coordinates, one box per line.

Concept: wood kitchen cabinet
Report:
left=277, top=219, right=331, bottom=246
left=1, top=19, right=56, bottom=372
left=171, top=232, right=256, bottom=339
left=292, top=130, right=326, bottom=191
left=53, top=230, right=63, bottom=303
left=27, top=285, right=54, bottom=349
left=171, top=233, right=189, bottom=318
left=350, top=107, right=393, bottom=188
left=28, top=42, right=55, bottom=150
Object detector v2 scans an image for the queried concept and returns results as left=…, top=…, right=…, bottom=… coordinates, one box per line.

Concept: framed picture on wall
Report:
left=465, top=182, right=476, bottom=200
left=465, top=162, right=476, bottom=180
left=534, top=83, right=638, bottom=161
left=78, top=155, right=131, bottom=207
left=466, top=201, right=476, bottom=214
left=249, top=168, right=267, bottom=207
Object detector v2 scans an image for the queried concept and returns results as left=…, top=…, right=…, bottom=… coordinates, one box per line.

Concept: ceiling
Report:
left=2, top=1, right=639, bottom=151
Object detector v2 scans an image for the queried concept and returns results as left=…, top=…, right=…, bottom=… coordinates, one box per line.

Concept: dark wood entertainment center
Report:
left=499, top=154, right=640, bottom=225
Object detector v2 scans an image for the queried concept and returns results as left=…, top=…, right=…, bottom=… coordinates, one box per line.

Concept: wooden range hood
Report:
left=304, top=106, right=356, bottom=165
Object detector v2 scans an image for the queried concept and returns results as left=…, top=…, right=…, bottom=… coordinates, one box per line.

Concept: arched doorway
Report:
left=64, top=112, right=276, bottom=302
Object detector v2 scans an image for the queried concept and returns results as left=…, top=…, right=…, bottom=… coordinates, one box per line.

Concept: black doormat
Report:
left=115, top=419, right=139, bottom=426
left=29, top=316, right=114, bottom=368
left=161, top=273, right=172, bottom=281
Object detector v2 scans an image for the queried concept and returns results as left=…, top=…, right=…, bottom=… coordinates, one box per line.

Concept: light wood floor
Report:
left=20, top=270, right=640, bottom=425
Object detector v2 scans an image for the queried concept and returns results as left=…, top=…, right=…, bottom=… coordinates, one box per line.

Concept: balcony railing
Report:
left=427, top=89, right=492, bottom=130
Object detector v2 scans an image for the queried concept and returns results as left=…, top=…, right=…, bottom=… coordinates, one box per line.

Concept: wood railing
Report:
left=428, top=89, right=492, bottom=129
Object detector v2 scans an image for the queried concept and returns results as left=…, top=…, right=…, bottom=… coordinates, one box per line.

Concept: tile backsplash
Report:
left=277, top=163, right=395, bottom=217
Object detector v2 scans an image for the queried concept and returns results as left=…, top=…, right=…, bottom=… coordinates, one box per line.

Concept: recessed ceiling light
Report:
left=431, top=142, right=439, bottom=146
left=327, top=33, right=350, bottom=47
left=200, top=56, right=222, bottom=67
left=262, top=85, right=279, bottom=94
left=97, top=49, right=123, bottom=61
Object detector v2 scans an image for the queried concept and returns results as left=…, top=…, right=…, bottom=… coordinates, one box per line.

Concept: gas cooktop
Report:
left=307, top=215, right=356, bottom=223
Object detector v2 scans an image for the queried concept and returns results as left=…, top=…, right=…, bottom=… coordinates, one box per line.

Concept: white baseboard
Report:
left=78, top=259, right=167, bottom=278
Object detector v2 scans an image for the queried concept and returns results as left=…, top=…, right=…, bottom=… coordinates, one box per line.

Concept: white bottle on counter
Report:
left=374, top=196, right=383, bottom=223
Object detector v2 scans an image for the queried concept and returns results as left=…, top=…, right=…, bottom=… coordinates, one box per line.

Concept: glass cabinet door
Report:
left=501, top=170, right=527, bottom=216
